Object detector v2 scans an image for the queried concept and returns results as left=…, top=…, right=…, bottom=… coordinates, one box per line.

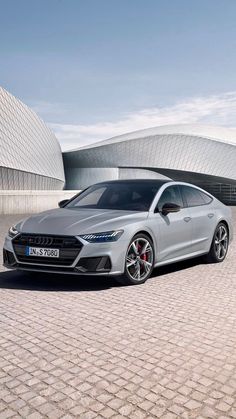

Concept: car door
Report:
left=154, top=185, right=193, bottom=262
left=180, top=185, right=216, bottom=254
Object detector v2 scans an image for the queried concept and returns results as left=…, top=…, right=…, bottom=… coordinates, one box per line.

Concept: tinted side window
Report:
left=199, top=191, right=213, bottom=204
left=181, top=186, right=208, bottom=207
left=158, top=186, right=183, bottom=209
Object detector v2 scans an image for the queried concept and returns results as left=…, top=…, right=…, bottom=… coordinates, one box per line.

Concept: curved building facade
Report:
left=63, top=125, right=236, bottom=205
left=0, top=86, right=65, bottom=189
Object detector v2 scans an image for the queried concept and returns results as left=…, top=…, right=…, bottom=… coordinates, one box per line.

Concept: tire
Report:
left=116, top=233, right=155, bottom=285
left=205, top=222, right=229, bottom=263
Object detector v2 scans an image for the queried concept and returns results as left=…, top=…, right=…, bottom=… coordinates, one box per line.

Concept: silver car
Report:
left=3, top=180, right=233, bottom=285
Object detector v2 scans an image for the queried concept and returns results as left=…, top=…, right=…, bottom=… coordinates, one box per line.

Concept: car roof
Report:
left=91, top=179, right=215, bottom=199
left=94, top=179, right=171, bottom=186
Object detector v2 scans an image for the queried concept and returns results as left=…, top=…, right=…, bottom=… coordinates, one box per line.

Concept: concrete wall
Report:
left=0, top=190, right=80, bottom=215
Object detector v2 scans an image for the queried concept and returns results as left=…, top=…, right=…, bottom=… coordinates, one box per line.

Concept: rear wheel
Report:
left=117, top=233, right=154, bottom=285
left=205, top=222, right=229, bottom=263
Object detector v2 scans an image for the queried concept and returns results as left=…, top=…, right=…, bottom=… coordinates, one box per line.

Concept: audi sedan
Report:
left=3, top=180, right=233, bottom=285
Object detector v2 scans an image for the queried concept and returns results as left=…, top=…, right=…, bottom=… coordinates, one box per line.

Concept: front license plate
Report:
left=26, top=247, right=60, bottom=258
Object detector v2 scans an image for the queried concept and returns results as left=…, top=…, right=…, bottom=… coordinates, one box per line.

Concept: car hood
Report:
left=17, top=208, right=148, bottom=236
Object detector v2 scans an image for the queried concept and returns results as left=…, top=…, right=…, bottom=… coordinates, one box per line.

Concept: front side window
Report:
left=157, top=185, right=183, bottom=209
left=181, top=186, right=211, bottom=207
left=66, top=182, right=161, bottom=211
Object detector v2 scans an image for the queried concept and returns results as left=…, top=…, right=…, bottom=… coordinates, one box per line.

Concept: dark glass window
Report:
left=66, top=181, right=162, bottom=211
left=158, top=186, right=183, bottom=209
left=181, top=186, right=212, bottom=207
left=199, top=191, right=213, bottom=204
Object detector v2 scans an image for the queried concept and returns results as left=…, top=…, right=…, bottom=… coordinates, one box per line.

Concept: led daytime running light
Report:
left=80, top=230, right=123, bottom=242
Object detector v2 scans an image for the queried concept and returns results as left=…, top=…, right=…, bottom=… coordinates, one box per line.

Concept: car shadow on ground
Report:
left=0, top=256, right=205, bottom=292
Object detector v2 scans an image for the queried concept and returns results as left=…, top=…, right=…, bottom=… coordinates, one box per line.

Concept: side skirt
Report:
left=154, top=250, right=209, bottom=268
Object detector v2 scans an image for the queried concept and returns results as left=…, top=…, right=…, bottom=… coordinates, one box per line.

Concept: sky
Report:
left=0, top=0, right=236, bottom=150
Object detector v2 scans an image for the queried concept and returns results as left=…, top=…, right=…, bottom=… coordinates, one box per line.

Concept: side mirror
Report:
left=58, top=199, right=69, bottom=208
left=161, top=202, right=181, bottom=216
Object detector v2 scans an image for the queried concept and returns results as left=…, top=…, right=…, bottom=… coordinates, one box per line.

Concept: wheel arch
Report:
left=205, top=218, right=230, bottom=263
left=131, top=229, right=156, bottom=257
left=133, top=229, right=154, bottom=242
left=217, top=219, right=230, bottom=239
left=218, top=219, right=229, bottom=232
left=209, top=219, right=229, bottom=249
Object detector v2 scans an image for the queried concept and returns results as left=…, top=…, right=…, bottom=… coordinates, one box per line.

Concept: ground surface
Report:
left=0, top=211, right=236, bottom=419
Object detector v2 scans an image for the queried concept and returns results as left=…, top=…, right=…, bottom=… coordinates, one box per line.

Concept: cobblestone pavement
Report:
left=0, top=211, right=236, bottom=419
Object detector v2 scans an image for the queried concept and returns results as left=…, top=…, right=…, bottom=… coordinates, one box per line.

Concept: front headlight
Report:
left=79, top=230, right=123, bottom=243
left=8, top=225, right=19, bottom=238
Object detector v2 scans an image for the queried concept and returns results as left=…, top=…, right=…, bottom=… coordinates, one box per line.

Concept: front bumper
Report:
left=3, top=234, right=127, bottom=276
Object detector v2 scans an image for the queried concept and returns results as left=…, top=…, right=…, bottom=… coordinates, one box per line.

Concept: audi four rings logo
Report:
left=29, top=236, right=53, bottom=246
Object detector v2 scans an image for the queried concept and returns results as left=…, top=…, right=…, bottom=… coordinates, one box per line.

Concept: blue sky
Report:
left=1, top=0, right=236, bottom=149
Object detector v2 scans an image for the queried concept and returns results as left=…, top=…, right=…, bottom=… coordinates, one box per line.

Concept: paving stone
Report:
left=1, top=211, right=236, bottom=418
left=216, top=401, right=231, bottom=412
left=100, top=407, right=116, bottom=418
left=26, top=413, right=44, bottom=419
left=0, top=410, right=15, bottom=419
left=184, top=400, right=202, bottom=410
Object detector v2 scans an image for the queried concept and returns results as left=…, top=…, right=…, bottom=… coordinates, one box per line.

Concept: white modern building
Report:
left=1, top=85, right=236, bottom=205
left=0, top=86, right=65, bottom=190
left=63, top=125, right=236, bottom=205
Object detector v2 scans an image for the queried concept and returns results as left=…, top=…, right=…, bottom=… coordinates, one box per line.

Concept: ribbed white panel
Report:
left=0, top=87, right=65, bottom=189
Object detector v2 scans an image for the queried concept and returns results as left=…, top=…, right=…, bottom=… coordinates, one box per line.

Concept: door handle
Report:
left=184, top=217, right=191, bottom=222
left=208, top=213, right=214, bottom=218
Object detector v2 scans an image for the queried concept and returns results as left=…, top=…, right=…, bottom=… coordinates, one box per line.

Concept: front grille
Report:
left=13, top=234, right=83, bottom=266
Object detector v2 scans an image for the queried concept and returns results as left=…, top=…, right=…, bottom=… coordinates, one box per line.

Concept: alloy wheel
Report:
left=214, top=225, right=228, bottom=261
left=126, top=238, right=154, bottom=282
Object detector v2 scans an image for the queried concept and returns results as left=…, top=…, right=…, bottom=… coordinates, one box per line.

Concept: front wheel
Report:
left=205, top=222, right=229, bottom=263
left=117, top=233, right=154, bottom=285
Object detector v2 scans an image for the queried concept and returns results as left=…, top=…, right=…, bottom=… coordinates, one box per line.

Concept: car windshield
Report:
left=66, top=181, right=162, bottom=211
